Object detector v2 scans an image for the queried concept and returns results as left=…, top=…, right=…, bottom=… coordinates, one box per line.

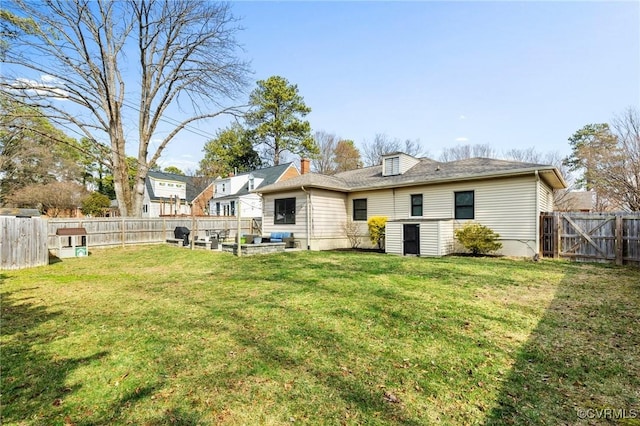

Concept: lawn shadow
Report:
left=222, top=307, right=424, bottom=425
left=0, top=290, right=109, bottom=424
left=484, top=264, right=640, bottom=425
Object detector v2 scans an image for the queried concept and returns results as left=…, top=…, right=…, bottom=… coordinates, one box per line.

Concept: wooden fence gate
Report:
left=540, top=212, right=640, bottom=266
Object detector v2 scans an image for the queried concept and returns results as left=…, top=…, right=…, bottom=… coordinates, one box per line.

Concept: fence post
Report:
left=555, top=213, right=561, bottom=259
left=190, top=212, right=195, bottom=250
left=615, top=215, right=623, bottom=266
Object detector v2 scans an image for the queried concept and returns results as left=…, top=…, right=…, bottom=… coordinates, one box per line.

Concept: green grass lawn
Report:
left=1, top=246, right=639, bottom=425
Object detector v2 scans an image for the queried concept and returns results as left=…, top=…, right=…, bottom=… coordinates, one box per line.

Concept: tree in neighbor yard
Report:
left=608, top=107, right=640, bottom=211
left=311, top=131, right=362, bottom=175
left=439, top=143, right=497, bottom=162
left=245, top=75, right=318, bottom=166
left=1, top=0, right=249, bottom=216
left=162, top=166, right=185, bottom=176
left=311, top=130, right=339, bottom=174
left=361, top=133, right=426, bottom=166
left=81, top=191, right=111, bottom=217
left=333, top=139, right=362, bottom=173
left=0, top=92, right=84, bottom=204
left=563, top=110, right=640, bottom=211
left=198, top=123, right=261, bottom=177
left=7, top=180, right=88, bottom=216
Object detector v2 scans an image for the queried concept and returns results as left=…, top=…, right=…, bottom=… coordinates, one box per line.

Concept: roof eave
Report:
left=257, top=166, right=567, bottom=194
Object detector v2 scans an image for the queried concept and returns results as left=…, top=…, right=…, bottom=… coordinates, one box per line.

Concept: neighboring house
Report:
left=257, top=153, right=567, bottom=257
left=554, top=190, right=594, bottom=212
left=142, top=171, right=201, bottom=217
left=208, top=162, right=300, bottom=218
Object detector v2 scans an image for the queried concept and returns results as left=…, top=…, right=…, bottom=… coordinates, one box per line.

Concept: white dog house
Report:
left=56, top=228, right=88, bottom=258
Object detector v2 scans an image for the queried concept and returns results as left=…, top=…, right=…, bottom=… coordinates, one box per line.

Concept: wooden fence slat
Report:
left=563, top=215, right=611, bottom=258
left=47, top=217, right=260, bottom=251
left=1, top=217, right=49, bottom=270
left=540, top=212, right=640, bottom=266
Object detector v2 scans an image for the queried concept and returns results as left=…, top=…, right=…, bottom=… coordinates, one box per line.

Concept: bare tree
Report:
left=342, top=219, right=362, bottom=249
left=6, top=181, right=88, bottom=217
left=361, top=134, right=428, bottom=167
left=2, top=0, right=249, bottom=216
left=362, top=134, right=400, bottom=166
left=311, top=131, right=338, bottom=174
left=402, top=138, right=428, bottom=158
left=608, top=107, right=640, bottom=210
left=439, top=143, right=496, bottom=161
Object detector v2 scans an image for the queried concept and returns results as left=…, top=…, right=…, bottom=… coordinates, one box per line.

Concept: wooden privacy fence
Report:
left=540, top=212, right=640, bottom=266
left=48, top=217, right=261, bottom=250
left=1, top=216, right=49, bottom=270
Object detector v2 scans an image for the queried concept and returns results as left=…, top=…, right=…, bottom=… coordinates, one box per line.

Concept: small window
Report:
left=215, top=202, right=220, bottom=216
left=353, top=198, right=367, bottom=221
left=159, top=182, right=166, bottom=186
left=411, top=194, right=423, bottom=217
left=230, top=201, right=236, bottom=216
left=455, top=191, right=474, bottom=219
left=384, top=156, right=400, bottom=175
left=248, top=177, right=255, bottom=191
left=142, top=204, right=148, bottom=213
left=275, top=198, right=296, bottom=224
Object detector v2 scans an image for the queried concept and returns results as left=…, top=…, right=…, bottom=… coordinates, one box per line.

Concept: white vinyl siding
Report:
left=152, top=178, right=187, bottom=199
left=381, top=153, right=420, bottom=176
left=262, top=173, right=546, bottom=256
left=386, top=176, right=537, bottom=240
left=419, top=220, right=455, bottom=257
left=347, top=189, right=395, bottom=219
left=308, top=190, right=349, bottom=249
left=538, top=180, right=554, bottom=213
left=237, top=194, right=262, bottom=218
left=309, top=190, right=347, bottom=239
left=366, top=175, right=540, bottom=256
left=386, top=220, right=454, bottom=257
left=262, top=191, right=307, bottom=237
left=398, top=154, right=420, bottom=174
left=385, top=223, right=403, bottom=254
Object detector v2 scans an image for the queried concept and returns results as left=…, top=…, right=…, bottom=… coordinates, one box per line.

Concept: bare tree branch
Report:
left=1, top=0, right=249, bottom=216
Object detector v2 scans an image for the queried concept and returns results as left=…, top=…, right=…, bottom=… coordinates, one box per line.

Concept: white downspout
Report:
left=534, top=170, right=540, bottom=258
left=301, top=186, right=311, bottom=250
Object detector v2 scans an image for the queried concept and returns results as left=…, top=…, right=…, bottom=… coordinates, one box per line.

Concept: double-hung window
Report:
left=411, top=194, right=423, bottom=217
left=353, top=199, right=367, bottom=221
left=454, top=191, right=474, bottom=219
left=274, top=198, right=296, bottom=224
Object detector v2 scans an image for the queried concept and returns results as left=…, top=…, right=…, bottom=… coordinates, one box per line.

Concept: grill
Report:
left=174, top=226, right=190, bottom=246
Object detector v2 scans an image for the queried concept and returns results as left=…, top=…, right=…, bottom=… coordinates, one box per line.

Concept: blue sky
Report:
left=161, top=1, right=639, bottom=171
left=55, top=2, right=640, bottom=170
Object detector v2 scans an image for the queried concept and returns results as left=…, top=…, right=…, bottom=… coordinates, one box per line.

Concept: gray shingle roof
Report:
left=145, top=171, right=203, bottom=202
left=222, top=163, right=296, bottom=198
left=258, top=157, right=566, bottom=194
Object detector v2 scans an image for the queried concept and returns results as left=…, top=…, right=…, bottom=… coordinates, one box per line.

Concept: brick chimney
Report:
left=300, top=158, right=310, bottom=175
